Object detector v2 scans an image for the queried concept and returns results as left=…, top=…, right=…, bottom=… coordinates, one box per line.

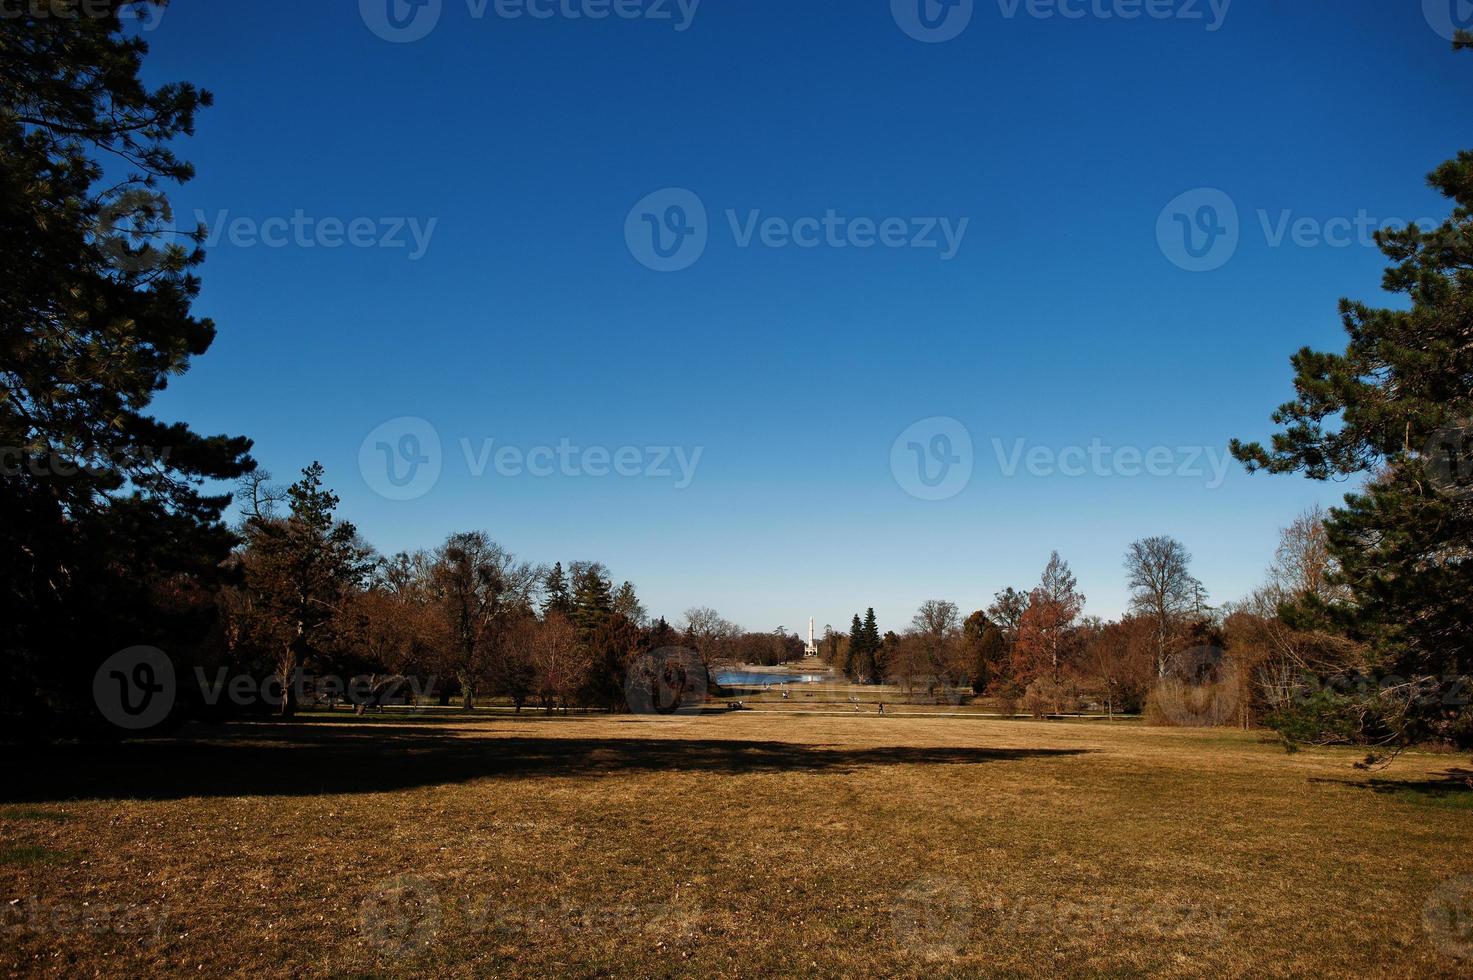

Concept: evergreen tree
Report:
left=863, top=608, right=881, bottom=654
left=570, top=562, right=614, bottom=638
left=1, top=0, right=254, bottom=733
left=847, top=614, right=865, bottom=681
left=1232, top=38, right=1473, bottom=749
left=613, top=581, right=646, bottom=626
left=241, top=464, right=374, bottom=717
left=542, top=562, right=573, bottom=619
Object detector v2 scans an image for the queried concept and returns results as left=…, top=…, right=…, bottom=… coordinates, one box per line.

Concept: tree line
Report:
left=815, top=522, right=1381, bottom=734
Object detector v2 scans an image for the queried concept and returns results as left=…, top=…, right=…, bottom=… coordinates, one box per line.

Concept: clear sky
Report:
left=139, top=0, right=1468, bottom=634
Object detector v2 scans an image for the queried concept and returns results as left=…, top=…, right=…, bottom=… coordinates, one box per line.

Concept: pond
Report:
left=715, top=671, right=833, bottom=687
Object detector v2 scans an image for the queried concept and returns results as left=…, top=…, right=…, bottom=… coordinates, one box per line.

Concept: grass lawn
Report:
left=2, top=713, right=1471, bottom=977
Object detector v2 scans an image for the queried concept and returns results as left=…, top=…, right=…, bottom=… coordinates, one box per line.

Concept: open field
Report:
left=2, top=714, right=1471, bottom=977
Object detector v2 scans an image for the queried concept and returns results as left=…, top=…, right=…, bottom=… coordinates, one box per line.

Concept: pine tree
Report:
left=542, top=562, right=573, bottom=618
left=1232, top=38, right=1473, bottom=748
left=613, top=581, right=646, bottom=626
left=242, top=464, right=374, bottom=717
left=847, top=614, right=864, bottom=681
left=850, top=608, right=879, bottom=684
left=1, top=1, right=254, bottom=733
left=570, top=562, right=614, bottom=638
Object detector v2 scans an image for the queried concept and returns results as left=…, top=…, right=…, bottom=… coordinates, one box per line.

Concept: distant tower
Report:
left=805, top=618, right=817, bottom=657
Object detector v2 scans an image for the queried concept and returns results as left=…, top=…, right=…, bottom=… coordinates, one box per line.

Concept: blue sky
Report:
left=140, top=0, right=1469, bottom=633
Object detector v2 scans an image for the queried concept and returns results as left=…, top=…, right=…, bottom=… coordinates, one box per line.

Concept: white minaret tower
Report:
left=805, top=617, right=817, bottom=657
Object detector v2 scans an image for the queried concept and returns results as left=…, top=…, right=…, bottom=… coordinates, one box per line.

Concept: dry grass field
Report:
left=2, top=712, right=1471, bottom=977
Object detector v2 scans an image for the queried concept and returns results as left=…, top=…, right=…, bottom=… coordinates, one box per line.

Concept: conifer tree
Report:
left=1232, top=37, right=1473, bottom=749
left=542, top=562, right=573, bottom=618
left=241, top=464, right=374, bottom=717
left=1, top=0, right=254, bottom=732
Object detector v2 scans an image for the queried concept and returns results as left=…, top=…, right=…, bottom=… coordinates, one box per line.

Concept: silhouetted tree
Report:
left=0, top=0, right=254, bottom=733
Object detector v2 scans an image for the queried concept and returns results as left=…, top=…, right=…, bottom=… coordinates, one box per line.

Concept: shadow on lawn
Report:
left=1310, top=768, right=1473, bottom=805
left=0, top=721, right=1090, bottom=803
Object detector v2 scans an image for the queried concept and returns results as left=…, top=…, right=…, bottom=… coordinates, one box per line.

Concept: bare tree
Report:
left=1267, top=505, right=1347, bottom=604
left=907, top=599, right=963, bottom=698
left=529, top=612, right=584, bottom=712
left=1125, top=536, right=1199, bottom=677
left=429, top=531, right=538, bottom=710
left=682, top=606, right=739, bottom=680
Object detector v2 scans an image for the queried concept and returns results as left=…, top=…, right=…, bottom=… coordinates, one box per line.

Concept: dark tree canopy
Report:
left=1, top=1, right=253, bottom=733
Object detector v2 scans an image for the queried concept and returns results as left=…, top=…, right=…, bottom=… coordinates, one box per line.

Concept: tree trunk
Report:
left=278, top=638, right=305, bottom=718
left=459, top=672, right=474, bottom=711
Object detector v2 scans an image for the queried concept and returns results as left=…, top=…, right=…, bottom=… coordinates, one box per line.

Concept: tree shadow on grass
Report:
left=1310, top=768, right=1473, bottom=807
left=0, top=719, right=1091, bottom=803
